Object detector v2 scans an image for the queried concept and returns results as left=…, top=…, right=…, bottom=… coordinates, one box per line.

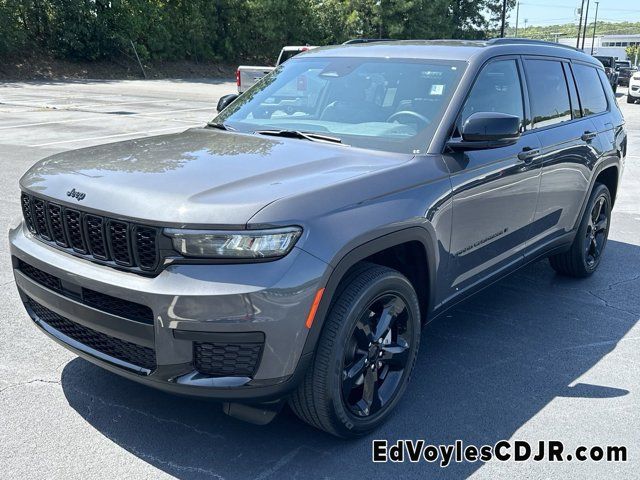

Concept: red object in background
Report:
left=236, top=68, right=241, bottom=87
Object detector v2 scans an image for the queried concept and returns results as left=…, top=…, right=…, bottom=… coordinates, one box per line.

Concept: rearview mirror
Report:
left=448, top=112, right=521, bottom=150
left=217, top=94, right=239, bottom=112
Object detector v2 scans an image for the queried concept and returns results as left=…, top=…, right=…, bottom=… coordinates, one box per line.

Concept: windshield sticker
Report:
left=430, top=84, right=444, bottom=96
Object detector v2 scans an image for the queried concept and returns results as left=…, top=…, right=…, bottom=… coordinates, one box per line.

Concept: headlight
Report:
left=164, top=227, right=301, bottom=259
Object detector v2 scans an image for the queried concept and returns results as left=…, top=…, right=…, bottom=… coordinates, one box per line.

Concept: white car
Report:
left=628, top=70, right=640, bottom=103
left=236, top=46, right=317, bottom=93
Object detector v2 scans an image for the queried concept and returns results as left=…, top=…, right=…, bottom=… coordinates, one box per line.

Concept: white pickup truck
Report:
left=236, top=46, right=317, bottom=93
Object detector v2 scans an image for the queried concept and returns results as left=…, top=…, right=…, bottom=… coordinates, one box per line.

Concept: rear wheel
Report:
left=549, top=183, right=611, bottom=277
left=289, top=263, right=420, bottom=437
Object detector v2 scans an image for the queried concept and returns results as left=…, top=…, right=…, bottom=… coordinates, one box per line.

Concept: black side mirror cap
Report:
left=217, top=94, right=239, bottom=113
left=448, top=112, right=521, bottom=151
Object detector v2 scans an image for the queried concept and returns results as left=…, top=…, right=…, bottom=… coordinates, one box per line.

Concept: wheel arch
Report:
left=573, top=158, right=621, bottom=232
left=301, top=226, right=437, bottom=356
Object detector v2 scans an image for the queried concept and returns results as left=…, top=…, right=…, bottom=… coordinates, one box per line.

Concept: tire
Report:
left=612, top=83, right=617, bottom=94
left=549, top=183, right=611, bottom=278
left=289, top=263, right=421, bottom=438
left=628, top=95, right=635, bottom=104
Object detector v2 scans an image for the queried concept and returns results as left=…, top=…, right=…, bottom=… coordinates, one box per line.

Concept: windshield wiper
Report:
left=254, top=129, right=347, bottom=145
left=207, top=122, right=235, bottom=131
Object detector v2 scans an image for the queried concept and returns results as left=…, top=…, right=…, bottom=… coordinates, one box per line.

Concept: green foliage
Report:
left=504, top=21, right=640, bottom=42
left=626, top=45, right=639, bottom=64
left=0, top=0, right=518, bottom=63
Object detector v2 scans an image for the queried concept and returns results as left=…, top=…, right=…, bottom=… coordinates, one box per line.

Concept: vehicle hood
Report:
left=20, top=128, right=410, bottom=226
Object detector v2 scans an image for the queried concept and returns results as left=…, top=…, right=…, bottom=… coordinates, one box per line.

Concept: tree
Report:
left=625, top=45, right=639, bottom=65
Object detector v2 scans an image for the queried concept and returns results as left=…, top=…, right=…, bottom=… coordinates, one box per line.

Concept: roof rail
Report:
left=487, top=38, right=581, bottom=52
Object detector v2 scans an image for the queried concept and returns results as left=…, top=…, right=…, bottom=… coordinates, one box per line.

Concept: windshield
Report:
left=214, top=57, right=465, bottom=154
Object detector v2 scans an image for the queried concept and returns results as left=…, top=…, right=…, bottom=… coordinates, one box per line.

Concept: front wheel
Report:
left=289, top=263, right=421, bottom=437
left=628, top=95, right=636, bottom=104
left=549, top=183, right=611, bottom=277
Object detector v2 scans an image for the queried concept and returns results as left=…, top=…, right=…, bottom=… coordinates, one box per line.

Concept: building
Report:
left=557, top=34, right=640, bottom=62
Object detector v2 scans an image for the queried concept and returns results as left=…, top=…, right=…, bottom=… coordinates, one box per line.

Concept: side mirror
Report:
left=448, top=112, right=521, bottom=150
left=217, top=94, right=239, bottom=112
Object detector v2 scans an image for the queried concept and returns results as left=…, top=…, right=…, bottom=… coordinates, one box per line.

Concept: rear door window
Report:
left=572, top=63, right=608, bottom=115
left=525, top=59, right=572, bottom=129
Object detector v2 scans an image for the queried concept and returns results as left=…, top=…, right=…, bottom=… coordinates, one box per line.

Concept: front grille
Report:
left=20, top=192, right=160, bottom=273
left=194, top=342, right=263, bottom=377
left=27, top=298, right=156, bottom=371
left=17, top=259, right=154, bottom=324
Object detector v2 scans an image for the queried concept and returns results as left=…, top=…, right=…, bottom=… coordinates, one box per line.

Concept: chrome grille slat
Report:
left=20, top=192, right=160, bottom=274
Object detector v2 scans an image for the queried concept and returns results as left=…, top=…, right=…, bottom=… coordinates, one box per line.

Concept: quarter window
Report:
left=572, top=63, right=608, bottom=115
left=525, top=59, right=572, bottom=129
left=458, top=59, right=524, bottom=131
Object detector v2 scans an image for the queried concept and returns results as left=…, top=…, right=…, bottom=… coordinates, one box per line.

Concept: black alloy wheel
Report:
left=584, top=194, right=609, bottom=269
left=342, top=293, right=412, bottom=418
left=549, top=183, right=612, bottom=277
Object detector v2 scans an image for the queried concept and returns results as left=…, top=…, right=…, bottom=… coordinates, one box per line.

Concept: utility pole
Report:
left=576, top=0, right=585, bottom=48
left=581, top=0, right=590, bottom=51
left=590, top=1, right=599, bottom=55
left=500, top=0, right=507, bottom=37
left=515, top=1, right=520, bottom=37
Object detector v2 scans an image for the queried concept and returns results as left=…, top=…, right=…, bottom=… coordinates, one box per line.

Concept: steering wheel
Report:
left=386, top=111, right=430, bottom=127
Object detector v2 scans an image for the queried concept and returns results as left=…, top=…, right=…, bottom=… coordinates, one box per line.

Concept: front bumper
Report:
left=10, top=223, right=329, bottom=401
left=628, top=82, right=640, bottom=98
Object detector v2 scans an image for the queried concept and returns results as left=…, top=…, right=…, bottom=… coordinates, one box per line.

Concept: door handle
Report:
left=581, top=131, right=597, bottom=142
left=517, top=147, right=540, bottom=163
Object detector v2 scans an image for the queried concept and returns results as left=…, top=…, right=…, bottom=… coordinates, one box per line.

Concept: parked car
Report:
left=628, top=70, right=640, bottom=103
left=615, top=60, right=632, bottom=70
left=594, top=55, right=619, bottom=92
left=236, top=45, right=317, bottom=93
left=617, top=66, right=637, bottom=87
left=11, top=39, right=626, bottom=438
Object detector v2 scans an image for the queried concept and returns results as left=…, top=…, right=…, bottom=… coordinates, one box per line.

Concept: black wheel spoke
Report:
left=595, top=216, right=608, bottom=233
left=353, top=319, right=374, bottom=346
left=381, top=339, right=409, bottom=369
left=342, top=355, right=366, bottom=398
left=374, top=297, right=405, bottom=341
left=361, top=368, right=380, bottom=414
left=592, top=197, right=604, bottom=223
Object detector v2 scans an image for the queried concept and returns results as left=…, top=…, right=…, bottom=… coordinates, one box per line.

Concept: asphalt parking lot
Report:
left=1, top=79, right=639, bottom=479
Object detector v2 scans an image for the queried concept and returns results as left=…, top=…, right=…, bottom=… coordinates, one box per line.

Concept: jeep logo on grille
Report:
left=67, top=188, right=86, bottom=201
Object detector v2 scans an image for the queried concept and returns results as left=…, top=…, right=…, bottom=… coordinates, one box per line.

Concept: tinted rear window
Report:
left=572, top=64, right=608, bottom=115
left=525, top=59, right=572, bottom=129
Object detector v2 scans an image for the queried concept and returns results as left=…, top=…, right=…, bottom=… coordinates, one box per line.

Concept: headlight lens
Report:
left=164, top=227, right=301, bottom=259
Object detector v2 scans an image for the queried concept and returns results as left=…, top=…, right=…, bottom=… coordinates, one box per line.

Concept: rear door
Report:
left=522, top=57, right=601, bottom=258
left=445, top=57, right=542, bottom=301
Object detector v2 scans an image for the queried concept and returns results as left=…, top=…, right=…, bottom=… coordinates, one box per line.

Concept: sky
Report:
left=507, top=0, right=640, bottom=28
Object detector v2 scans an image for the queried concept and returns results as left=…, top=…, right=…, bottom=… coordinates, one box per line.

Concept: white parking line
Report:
left=29, top=124, right=201, bottom=147
left=0, top=106, right=213, bottom=130
left=0, top=98, right=173, bottom=111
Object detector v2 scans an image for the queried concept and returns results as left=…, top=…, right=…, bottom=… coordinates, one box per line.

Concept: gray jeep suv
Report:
left=10, top=39, right=626, bottom=437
